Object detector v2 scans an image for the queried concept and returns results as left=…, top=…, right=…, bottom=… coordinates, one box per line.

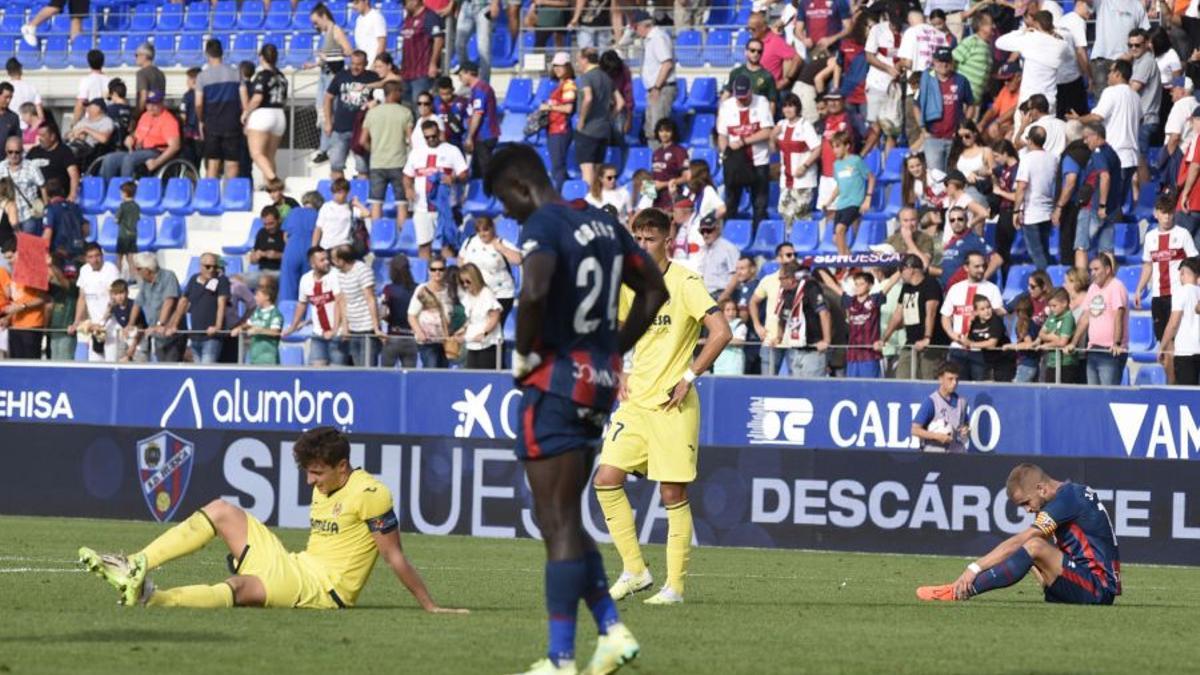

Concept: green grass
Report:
left=1, top=514, right=1197, bottom=674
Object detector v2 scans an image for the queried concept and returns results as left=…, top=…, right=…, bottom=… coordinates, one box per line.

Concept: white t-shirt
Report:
left=77, top=72, right=107, bottom=103
left=897, top=23, right=949, bottom=73
left=462, top=286, right=503, bottom=350
left=1157, top=50, right=1183, bottom=86
left=1054, top=26, right=1083, bottom=84
left=1091, top=83, right=1143, bottom=169
left=640, top=26, right=675, bottom=86
left=717, top=95, right=775, bottom=166
left=336, top=261, right=376, bottom=332
left=1021, top=116, right=1067, bottom=159
left=1015, top=149, right=1058, bottom=224
left=315, top=201, right=354, bottom=250
left=77, top=261, right=120, bottom=323
left=584, top=189, right=632, bottom=219
left=459, top=234, right=517, bottom=300
left=1057, top=11, right=1088, bottom=50
left=994, top=29, right=1071, bottom=111
left=403, top=143, right=469, bottom=212
left=10, top=81, right=41, bottom=129
left=864, top=21, right=899, bottom=93
left=1142, top=226, right=1199, bottom=298
left=298, top=269, right=341, bottom=333
left=940, top=279, right=1003, bottom=345
left=353, top=9, right=389, bottom=65
left=1171, top=283, right=1200, bottom=356
left=1164, top=96, right=1199, bottom=148
left=777, top=117, right=820, bottom=189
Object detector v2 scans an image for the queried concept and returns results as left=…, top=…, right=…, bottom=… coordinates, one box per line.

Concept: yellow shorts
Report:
left=240, top=514, right=340, bottom=610
left=599, top=390, right=700, bottom=483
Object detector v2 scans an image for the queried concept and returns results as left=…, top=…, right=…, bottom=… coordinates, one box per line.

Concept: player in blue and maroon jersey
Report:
left=918, top=463, right=1121, bottom=605
left=484, top=144, right=668, bottom=675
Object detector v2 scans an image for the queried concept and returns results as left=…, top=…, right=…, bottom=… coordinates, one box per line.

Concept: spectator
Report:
left=230, top=274, right=283, bottom=365
left=0, top=137, right=44, bottom=234
left=919, top=47, right=973, bottom=174
left=791, top=0, right=852, bottom=55
left=366, top=51, right=403, bottom=103
left=567, top=0, right=610, bottom=50
left=71, top=243, right=120, bottom=361
left=400, top=0, right=444, bottom=103
left=1013, top=126, right=1057, bottom=270
left=308, top=2, right=352, bottom=165
left=1005, top=295, right=1041, bottom=383
left=242, top=44, right=289, bottom=184
left=0, top=239, right=48, bottom=359
left=1163, top=77, right=1198, bottom=188
left=823, top=268, right=900, bottom=379
left=821, top=130, right=874, bottom=256
left=1121, top=28, right=1163, bottom=189
left=1069, top=253, right=1129, bottom=385
left=1160, top=256, right=1200, bottom=386
left=634, top=11, right=677, bottom=149
left=696, top=215, right=741, bottom=298
left=166, top=252, right=229, bottom=364
left=1053, top=139, right=1090, bottom=265
left=949, top=120, right=992, bottom=205
left=404, top=120, right=469, bottom=260
left=45, top=179, right=87, bottom=263
left=599, top=49, right=634, bottom=167
left=0, top=179, right=18, bottom=249
left=45, top=256, right=76, bottom=360
left=194, top=40, right=243, bottom=180
left=936, top=205, right=1000, bottom=287
left=324, top=50, right=379, bottom=181
left=460, top=61, right=499, bottom=178
left=941, top=250, right=1004, bottom=380
left=22, top=0, right=87, bottom=43
left=1089, top=0, right=1149, bottom=99
left=542, top=52, right=577, bottom=191
left=458, top=216, right=521, bottom=322
left=283, top=246, right=346, bottom=366
left=1037, top=287, right=1081, bottom=383
left=747, top=12, right=799, bottom=92
left=1072, top=122, right=1126, bottom=270
left=72, top=50, right=106, bottom=126
left=940, top=170, right=989, bottom=242
left=264, top=178, right=300, bottom=222
left=330, top=244, right=382, bottom=366
left=775, top=93, right=821, bottom=228
left=952, top=13, right=994, bottom=105
left=884, top=207, right=937, bottom=270
left=911, top=360, right=969, bottom=453
left=250, top=205, right=286, bottom=275
left=863, top=4, right=903, bottom=152
left=27, top=122, right=79, bottom=204
left=128, top=252, right=182, bottom=362
left=408, top=256, right=453, bottom=368
left=900, top=153, right=946, bottom=210
left=103, top=278, right=143, bottom=362
left=133, top=42, right=166, bottom=118
left=771, top=261, right=832, bottom=377
left=105, top=78, right=133, bottom=143
left=415, top=90, right=447, bottom=157
left=724, top=38, right=780, bottom=111
left=362, top=81, right=414, bottom=223
left=1151, top=27, right=1182, bottom=91
left=313, top=177, right=367, bottom=251
left=650, top=118, right=687, bottom=209
left=898, top=7, right=951, bottom=141
left=379, top=254, right=418, bottom=368
left=179, top=69, right=202, bottom=162
left=6, top=59, right=43, bottom=131
left=350, top=0, right=388, bottom=65
left=574, top=48, right=615, bottom=187
left=17, top=103, right=39, bottom=149
left=1177, top=109, right=1200, bottom=241
left=880, top=254, right=947, bottom=380
left=580, top=164, right=626, bottom=218
left=0, top=85, right=20, bottom=147
left=961, top=294, right=1011, bottom=381
left=718, top=75, right=774, bottom=227
left=712, top=299, right=748, bottom=375
left=837, top=11, right=872, bottom=150
left=746, top=244, right=793, bottom=373
left=1135, top=194, right=1198, bottom=378
left=995, top=10, right=1072, bottom=119
left=1070, top=61, right=1140, bottom=205
left=1015, top=94, right=1067, bottom=158
left=65, top=98, right=114, bottom=170
left=981, top=62, right=1022, bottom=143
left=674, top=160, right=725, bottom=261
left=114, top=180, right=140, bottom=279
left=453, top=262, right=503, bottom=369
left=817, top=92, right=855, bottom=211
left=456, top=0, right=503, bottom=80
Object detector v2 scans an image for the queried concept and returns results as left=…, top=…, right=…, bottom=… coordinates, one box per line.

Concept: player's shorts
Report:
left=1151, top=296, right=1172, bottom=342
left=1044, top=554, right=1115, bottom=605
left=413, top=209, right=437, bottom=246
left=515, top=388, right=607, bottom=460
left=599, top=390, right=700, bottom=483
left=236, top=513, right=341, bottom=610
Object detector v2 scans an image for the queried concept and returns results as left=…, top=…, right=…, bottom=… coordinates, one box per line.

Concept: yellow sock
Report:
left=666, top=499, right=692, bottom=595
left=138, top=510, right=217, bottom=569
left=594, top=485, right=646, bottom=576
left=148, top=583, right=235, bottom=608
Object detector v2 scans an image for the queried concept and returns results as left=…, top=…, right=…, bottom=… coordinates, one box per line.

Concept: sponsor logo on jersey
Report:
left=136, top=431, right=195, bottom=523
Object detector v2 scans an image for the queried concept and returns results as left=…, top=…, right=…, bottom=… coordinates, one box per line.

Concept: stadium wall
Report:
left=1, top=364, right=1198, bottom=564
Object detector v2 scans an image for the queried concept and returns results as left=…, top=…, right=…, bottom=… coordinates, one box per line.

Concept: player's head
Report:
left=631, top=208, right=672, bottom=261
left=1006, top=463, right=1058, bottom=512
left=935, top=360, right=959, bottom=394
left=483, top=144, right=554, bottom=222
left=293, top=427, right=352, bottom=495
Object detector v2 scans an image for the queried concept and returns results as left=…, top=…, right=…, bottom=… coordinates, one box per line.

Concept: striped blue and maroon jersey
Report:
left=517, top=199, right=648, bottom=411
left=1034, top=482, right=1122, bottom=595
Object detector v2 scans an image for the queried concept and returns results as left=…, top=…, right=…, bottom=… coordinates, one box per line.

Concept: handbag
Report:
left=350, top=216, right=371, bottom=260
left=524, top=109, right=548, bottom=137
left=15, top=180, right=44, bottom=220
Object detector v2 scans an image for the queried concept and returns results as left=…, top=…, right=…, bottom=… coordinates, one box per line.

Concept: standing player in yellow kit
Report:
left=79, top=427, right=464, bottom=613
left=594, top=209, right=732, bottom=605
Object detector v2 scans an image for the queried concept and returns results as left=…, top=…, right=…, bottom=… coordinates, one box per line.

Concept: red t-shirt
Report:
left=1180, top=139, right=1200, bottom=212
left=928, top=76, right=965, bottom=140
left=652, top=143, right=688, bottom=208
left=760, top=31, right=797, bottom=82
left=820, top=111, right=851, bottom=177
left=547, top=80, right=576, bottom=136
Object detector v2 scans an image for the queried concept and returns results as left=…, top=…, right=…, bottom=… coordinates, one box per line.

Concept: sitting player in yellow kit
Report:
left=79, top=427, right=465, bottom=613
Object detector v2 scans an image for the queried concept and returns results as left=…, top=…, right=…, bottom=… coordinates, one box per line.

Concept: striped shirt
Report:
left=337, top=261, right=377, bottom=332
left=951, top=35, right=992, bottom=103
left=195, top=62, right=243, bottom=134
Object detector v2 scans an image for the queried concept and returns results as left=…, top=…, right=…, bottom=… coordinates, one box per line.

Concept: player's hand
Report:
left=426, top=605, right=470, bottom=614
left=660, top=378, right=691, bottom=411
left=512, top=351, right=543, bottom=381
left=952, top=568, right=977, bottom=600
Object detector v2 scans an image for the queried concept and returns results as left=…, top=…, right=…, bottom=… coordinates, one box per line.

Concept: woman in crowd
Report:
left=900, top=153, right=946, bottom=211
left=458, top=216, right=521, bottom=325
left=454, top=262, right=504, bottom=370
left=990, top=139, right=1019, bottom=274
left=411, top=91, right=445, bottom=157
left=368, top=52, right=404, bottom=104
left=243, top=44, right=289, bottom=184
left=0, top=178, right=18, bottom=249
left=949, top=120, right=993, bottom=206
left=651, top=118, right=687, bottom=208
left=585, top=164, right=632, bottom=219
left=308, top=2, right=352, bottom=164
left=673, top=159, right=725, bottom=260
left=408, top=256, right=454, bottom=368
left=381, top=254, right=418, bottom=368
left=543, top=52, right=577, bottom=191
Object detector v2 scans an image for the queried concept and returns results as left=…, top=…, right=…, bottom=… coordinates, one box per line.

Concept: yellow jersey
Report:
left=619, top=261, right=717, bottom=410
left=303, top=469, right=396, bottom=606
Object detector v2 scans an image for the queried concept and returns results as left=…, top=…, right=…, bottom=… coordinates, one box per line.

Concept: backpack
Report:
left=350, top=216, right=371, bottom=260
left=49, top=200, right=87, bottom=260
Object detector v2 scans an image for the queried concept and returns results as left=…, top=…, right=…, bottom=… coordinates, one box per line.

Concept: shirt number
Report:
left=573, top=255, right=622, bottom=334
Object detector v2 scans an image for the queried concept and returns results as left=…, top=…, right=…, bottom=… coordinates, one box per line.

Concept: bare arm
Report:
left=951, top=527, right=1046, bottom=599
left=371, top=529, right=466, bottom=613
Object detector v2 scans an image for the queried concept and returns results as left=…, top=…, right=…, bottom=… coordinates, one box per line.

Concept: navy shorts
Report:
left=1044, top=555, right=1115, bottom=605
left=514, top=388, right=607, bottom=461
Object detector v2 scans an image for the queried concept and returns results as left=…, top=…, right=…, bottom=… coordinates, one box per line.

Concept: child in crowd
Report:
left=822, top=268, right=900, bottom=379
left=115, top=181, right=140, bottom=278
left=106, top=78, right=132, bottom=139
left=1036, top=288, right=1081, bottom=383
left=18, top=102, right=40, bottom=148
left=821, top=131, right=874, bottom=256
left=232, top=275, right=284, bottom=365
left=104, top=278, right=143, bottom=362
left=265, top=177, right=300, bottom=222
left=312, top=178, right=367, bottom=251
left=963, top=294, right=1011, bottom=381
left=1003, top=295, right=1042, bottom=383
left=713, top=299, right=747, bottom=375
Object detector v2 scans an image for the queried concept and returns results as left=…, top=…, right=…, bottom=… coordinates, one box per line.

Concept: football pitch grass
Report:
left=1, top=515, right=1198, bottom=674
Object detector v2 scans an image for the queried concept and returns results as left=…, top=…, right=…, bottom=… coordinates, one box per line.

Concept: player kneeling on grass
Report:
left=595, top=208, right=732, bottom=606
left=917, top=463, right=1121, bottom=605
left=80, top=427, right=465, bottom=613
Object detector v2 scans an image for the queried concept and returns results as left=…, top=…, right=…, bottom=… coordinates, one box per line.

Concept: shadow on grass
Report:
left=0, top=630, right=235, bottom=644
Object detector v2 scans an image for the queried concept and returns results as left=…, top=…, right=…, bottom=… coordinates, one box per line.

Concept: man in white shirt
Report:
left=939, top=251, right=1003, bottom=380
left=70, top=243, right=121, bottom=362
left=282, top=247, right=346, bottom=366
left=74, top=49, right=108, bottom=125
left=1015, top=94, right=1066, bottom=158
left=1070, top=59, right=1141, bottom=195
left=1159, top=257, right=1200, bottom=385
left=1163, top=76, right=1199, bottom=178
left=717, top=75, right=775, bottom=227
left=864, top=5, right=902, bottom=142
left=994, top=11, right=1072, bottom=116
left=633, top=10, right=676, bottom=149
left=1013, top=126, right=1059, bottom=271
left=403, top=119, right=468, bottom=260
left=897, top=8, right=949, bottom=74
left=6, top=59, right=43, bottom=129
left=351, top=0, right=388, bottom=65
left=693, top=215, right=740, bottom=295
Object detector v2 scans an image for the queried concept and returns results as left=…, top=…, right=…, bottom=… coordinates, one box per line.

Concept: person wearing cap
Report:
left=918, top=46, right=973, bottom=175
left=66, top=97, right=115, bottom=168
left=1163, top=75, right=1198, bottom=191
left=718, top=73, right=774, bottom=227
left=460, top=60, right=501, bottom=178
left=1014, top=94, right=1066, bottom=159
left=632, top=11, right=676, bottom=149
left=98, top=90, right=180, bottom=182
left=879, top=253, right=950, bottom=380
left=541, top=52, right=576, bottom=191
left=696, top=215, right=741, bottom=298
left=981, top=61, right=1022, bottom=143
left=399, top=0, right=445, bottom=104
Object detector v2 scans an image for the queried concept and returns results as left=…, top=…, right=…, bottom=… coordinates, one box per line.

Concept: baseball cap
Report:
left=821, top=90, right=843, bottom=100
left=628, top=9, right=653, bottom=24
left=698, top=213, right=719, bottom=232
left=732, top=74, right=752, bottom=98
left=997, top=62, right=1021, bottom=80
left=551, top=51, right=571, bottom=67
left=1171, top=76, right=1195, bottom=94
left=932, top=47, right=953, bottom=63
left=146, top=90, right=165, bottom=104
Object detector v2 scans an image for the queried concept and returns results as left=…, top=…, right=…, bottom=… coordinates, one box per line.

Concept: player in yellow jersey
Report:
left=594, top=208, right=732, bottom=606
left=79, top=427, right=465, bottom=613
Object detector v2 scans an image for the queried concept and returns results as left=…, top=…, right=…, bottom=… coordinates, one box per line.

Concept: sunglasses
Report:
left=6, top=150, right=21, bottom=156
left=430, top=267, right=446, bottom=272
left=949, top=217, right=966, bottom=223
left=201, top=264, right=216, bottom=270
left=603, top=175, right=617, bottom=181
left=418, top=100, right=433, bottom=106
left=746, top=47, right=762, bottom=54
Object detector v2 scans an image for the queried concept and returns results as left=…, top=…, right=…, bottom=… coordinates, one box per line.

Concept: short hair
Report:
left=774, top=241, right=795, bottom=256
left=901, top=254, right=925, bottom=272
left=87, top=49, right=104, bottom=70
left=781, top=93, right=802, bottom=113
left=351, top=49, right=368, bottom=63
left=1182, top=256, right=1200, bottom=276
left=307, top=245, right=326, bottom=261
left=936, top=360, right=960, bottom=378
left=6, top=57, right=21, bottom=76
left=302, top=190, right=325, bottom=209
left=631, top=207, right=671, bottom=234
left=436, top=76, right=454, bottom=91
left=383, top=80, right=404, bottom=100
left=18, top=102, right=35, bottom=116
left=581, top=47, right=599, bottom=64
left=1006, top=463, right=1049, bottom=497
left=84, top=242, right=103, bottom=256
left=186, top=67, right=202, bottom=79
left=108, top=78, right=127, bottom=98
left=421, top=119, right=440, bottom=134
left=120, top=180, right=137, bottom=198
left=970, top=12, right=991, bottom=31
left=1028, top=126, right=1047, bottom=148
left=205, top=38, right=224, bottom=59
left=331, top=244, right=356, bottom=264
left=1049, top=287, right=1070, bottom=304
left=134, top=252, right=158, bottom=271
left=0, top=82, right=13, bottom=96
left=1154, top=193, right=1175, bottom=213
left=138, top=42, right=156, bottom=61
left=483, top=144, right=553, bottom=198
left=965, top=250, right=986, bottom=265
left=239, top=60, right=255, bottom=79
left=265, top=177, right=286, bottom=193
left=830, top=130, right=852, bottom=147
left=260, top=205, right=281, bottom=222
left=330, top=177, right=351, bottom=194
left=738, top=253, right=757, bottom=267
left=110, top=278, right=129, bottom=294
left=1083, top=121, right=1106, bottom=139
left=1026, top=94, right=1049, bottom=114
left=258, top=274, right=279, bottom=303
left=45, top=177, right=66, bottom=200
left=1110, top=59, right=1132, bottom=83
left=853, top=272, right=874, bottom=286
left=292, top=427, right=351, bottom=469
left=972, top=294, right=992, bottom=307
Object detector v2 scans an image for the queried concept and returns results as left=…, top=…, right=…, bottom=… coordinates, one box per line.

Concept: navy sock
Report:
left=970, top=548, right=1034, bottom=596
left=545, top=559, right=586, bottom=665
left=583, top=550, right=620, bottom=635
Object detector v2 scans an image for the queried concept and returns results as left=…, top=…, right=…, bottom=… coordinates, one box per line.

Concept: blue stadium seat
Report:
left=748, top=219, right=784, bottom=257
left=671, top=80, right=689, bottom=116
left=492, top=25, right=517, bottom=68
left=161, top=178, right=194, bottom=216
left=370, top=219, right=400, bottom=255
left=1129, top=314, right=1157, bottom=363
left=221, top=255, right=244, bottom=276
left=278, top=300, right=305, bottom=341
left=134, top=178, right=163, bottom=216
left=130, top=3, right=157, bottom=31
left=80, top=176, right=105, bottom=215
left=676, top=30, right=704, bottom=68
left=619, top=146, right=652, bottom=184
left=499, top=113, right=528, bottom=144
left=464, top=180, right=500, bottom=216
left=0, top=14, right=24, bottom=36
left=724, top=219, right=753, bottom=252
left=503, top=77, right=534, bottom=113
left=1046, top=264, right=1068, bottom=288
left=349, top=178, right=369, bottom=205
left=293, top=0, right=317, bottom=29
left=1002, top=264, right=1035, bottom=304
left=101, top=179, right=125, bottom=213
left=159, top=3, right=185, bottom=32
left=221, top=178, right=254, bottom=213
left=263, top=32, right=288, bottom=51
left=238, top=0, right=266, bottom=29
left=222, top=218, right=261, bottom=256
left=703, top=29, right=734, bottom=68
left=397, top=219, right=418, bottom=255
left=97, top=216, right=119, bottom=253
left=230, top=32, right=259, bottom=63
left=632, top=79, right=647, bottom=112
left=1134, top=363, right=1166, bottom=385
left=817, top=219, right=841, bottom=253
left=688, top=113, right=715, bottom=148
left=185, top=3, right=212, bottom=32
left=531, top=77, right=556, bottom=109
left=17, top=38, right=42, bottom=69
left=1116, top=265, right=1146, bottom=307
left=67, top=35, right=92, bottom=69
left=285, top=32, right=314, bottom=68
left=863, top=148, right=882, bottom=177
left=43, top=36, right=69, bottom=69
left=1114, top=221, right=1142, bottom=263
left=280, top=343, right=305, bottom=365
left=314, top=178, right=330, bottom=202
left=1131, top=183, right=1160, bottom=224
left=852, top=220, right=887, bottom=253
left=176, top=34, right=205, bottom=67
left=790, top=219, right=821, bottom=256
left=879, top=148, right=908, bottom=184
left=155, top=215, right=187, bottom=250
left=264, top=2, right=292, bottom=30
left=496, top=217, right=519, bottom=244
left=136, top=216, right=157, bottom=251
left=97, top=35, right=122, bottom=64
left=759, top=261, right=780, bottom=279
left=191, top=178, right=222, bottom=216
left=561, top=179, right=588, bottom=201
left=212, top=1, right=238, bottom=30
left=626, top=109, right=644, bottom=146
left=690, top=146, right=718, bottom=178
left=48, top=14, right=73, bottom=36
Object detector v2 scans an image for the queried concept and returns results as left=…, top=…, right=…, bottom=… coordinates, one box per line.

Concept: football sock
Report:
left=665, top=499, right=693, bottom=595
left=138, top=510, right=217, bottom=569
left=545, top=559, right=586, bottom=666
left=147, top=583, right=235, bottom=608
left=970, top=547, right=1034, bottom=596
left=594, top=485, right=646, bottom=576
left=582, top=550, right=620, bottom=635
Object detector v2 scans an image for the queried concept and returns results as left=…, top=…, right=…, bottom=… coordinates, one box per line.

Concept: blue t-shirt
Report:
left=1082, top=143, right=1124, bottom=213
left=517, top=200, right=648, bottom=410
left=939, top=232, right=993, bottom=287
left=469, top=81, right=500, bottom=143
left=1059, top=154, right=1082, bottom=203
left=1034, top=482, right=1122, bottom=595
left=833, top=155, right=870, bottom=210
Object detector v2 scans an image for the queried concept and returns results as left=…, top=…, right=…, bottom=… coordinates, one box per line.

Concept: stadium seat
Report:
left=619, top=146, right=652, bottom=184
left=349, top=178, right=369, bottom=205
left=43, top=36, right=69, bottom=69
left=97, top=217, right=119, bottom=253
left=531, top=77, right=557, bottom=109
left=185, top=3, right=212, bottom=32
left=17, top=39, right=41, bottom=70
left=159, top=4, right=185, bottom=32
left=496, top=217, right=519, bottom=243
left=633, top=79, right=647, bottom=112
left=155, top=215, right=187, bottom=250
left=1132, top=184, right=1159, bottom=224
left=264, top=1, right=292, bottom=30
left=285, top=33, right=315, bottom=68
left=101, top=179, right=125, bottom=213
left=1114, top=221, right=1142, bottom=263
left=213, top=1, right=238, bottom=30
left=748, top=219, right=784, bottom=257
left=690, top=146, right=719, bottom=178
left=222, top=216, right=262, bottom=255
left=129, top=4, right=157, bottom=31
left=1002, top=264, right=1035, bottom=304
left=878, top=148, right=909, bottom=184
left=463, top=179, right=500, bottom=216
left=703, top=29, right=735, bottom=68
left=492, top=25, right=517, bottom=68
left=136, top=216, right=157, bottom=251
left=1129, top=314, right=1157, bottom=363
left=1116, top=266, right=1146, bottom=307
left=499, top=113, right=528, bottom=144
left=191, top=178, right=222, bottom=216
left=263, top=32, right=287, bottom=51
left=280, top=343, right=305, bottom=366
left=863, top=148, right=882, bottom=177
left=561, top=180, right=588, bottom=201
left=67, top=35, right=92, bottom=69
left=238, top=0, right=266, bottom=29
left=724, top=220, right=753, bottom=252
left=221, top=178, right=254, bottom=213
left=230, top=32, right=259, bottom=63
left=1046, top=264, right=1068, bottom=288
left=98, top=34, right=122, bottom=64
left=852, top=220, right=887, bottom=253
left=135, top=178, right=163, bottom=216
left=160, top=178, right=194, bottom=216
left=409, top=256, right=429, bottom=284
left=671, top=81, right=690, bottom=116
left=175, top=34, right=206, bottom=67
left=790, top=219, right=821, bottom=256
left=676, top=30, right=704, bottom=68
left=80, top=176, right=105, bottom=215
left=688, top=113, right=715, bottom=148
left=817, top=219, right=842, bottom=254
left=397, top=219, right=419, bottom=255
left=626, top=110, right=645, bottom=147
left=1134, top=363, right=1166, bottom=386
left=370, top=219, right=400, bottom=255
left=503, top=78, right=534, bottom=113
left=759, top=261, right=780, bottom=279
